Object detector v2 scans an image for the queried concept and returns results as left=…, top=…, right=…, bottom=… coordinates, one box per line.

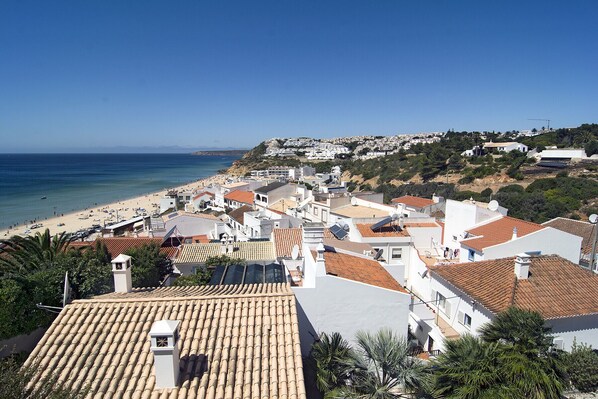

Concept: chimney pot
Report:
left=111, top=254, right=132, bottom=293
left=514, top=253, right=531, bottom=279
left=511, top=227, right=518, bottom=240
left=149, top=320, right=181, bottom=389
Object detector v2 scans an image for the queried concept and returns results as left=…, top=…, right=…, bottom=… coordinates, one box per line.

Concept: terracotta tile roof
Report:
left=69, top=237, right=177, bottom=258
left=192, top=191, right=213, bottom=200
left=391, top=195, right=435, bottom=208
left=25, top=283, right=306, bottom=399
left=272, top=228, right=334, bottom=258
left=543, top=217, right=595, bottom=255
left=227, top=205, right=253, bottom=225
left=176, top=241, right=276, bottom=264
left=430, top=255, right=598, bottom=319
left=356, top=223, right=410, bottom=238
left=323, top=250, right=407, bottom=292
left=461, top=216, right=544, bottom=251
left=224, top=190, right=254, bottom=205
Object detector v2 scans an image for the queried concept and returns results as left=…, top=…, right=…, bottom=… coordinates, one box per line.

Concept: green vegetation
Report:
left=562, top=341, right=598, bottom=393
left=311, top=328, right=429, bottom=398
left=521, top=123, right=598, bottom=150
left=493, top=175, right=598, bottom=222
left=312, top=308, right=591, bottom=398
left=0, top=355, right=89, bottom=398
left=434, top=307, right=566, bottom=399
left=0, top=231, right=172, bottom=339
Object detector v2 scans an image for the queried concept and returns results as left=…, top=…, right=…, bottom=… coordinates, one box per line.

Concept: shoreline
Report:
left=0, top=174, right=229, bottom=238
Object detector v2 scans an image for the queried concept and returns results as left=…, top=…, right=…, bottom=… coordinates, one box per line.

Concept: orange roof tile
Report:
left=461, top=216, right=544, bottom=251
left=273, top=227, right=334, bottom=258
left=391, top=195, right=434, bottom=208
left=224, top=190, right=254, bottom=205
left=543, top=217, right=595, bottom=255
left=324, top=250, right=407, bottom=292
left=430, top=255, right=598, bottom=319
left=192, top=191, right=213, bottom=200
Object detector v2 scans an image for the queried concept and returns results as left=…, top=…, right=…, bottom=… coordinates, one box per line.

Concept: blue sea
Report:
left=0, top=153, right=240, bottom=229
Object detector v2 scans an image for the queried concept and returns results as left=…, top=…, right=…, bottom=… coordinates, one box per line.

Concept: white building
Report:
left=483, top=141, right=528, bottom=153
left=273, top=225, right=411, bottom=355
left=427, top=254, right=598, bottom=351
left=458, top=215, right=582, bottom=264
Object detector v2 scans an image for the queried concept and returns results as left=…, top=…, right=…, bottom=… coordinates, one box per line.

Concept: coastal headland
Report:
left=0, top=174, right=229, bottom=238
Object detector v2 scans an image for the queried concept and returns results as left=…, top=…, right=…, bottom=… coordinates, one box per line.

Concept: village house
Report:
left=24, top=256, right=306, bottom=398
left=426, top=254, right=598, bottom=351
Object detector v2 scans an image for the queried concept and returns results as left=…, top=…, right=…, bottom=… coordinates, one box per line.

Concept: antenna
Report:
left=488, top=200, right=499, bottom=212
left=527, top=118, right=551, bottom=130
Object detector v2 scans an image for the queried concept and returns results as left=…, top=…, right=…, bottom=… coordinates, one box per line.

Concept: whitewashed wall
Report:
left=481, top=228, right=582, bottom=264
left=293, top=276, right=411, bottom=356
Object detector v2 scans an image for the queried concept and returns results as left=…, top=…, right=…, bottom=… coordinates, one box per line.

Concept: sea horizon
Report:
left=0, top=153, right=241, bottom=229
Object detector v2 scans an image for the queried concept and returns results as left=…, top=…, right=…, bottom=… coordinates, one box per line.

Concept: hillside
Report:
left=227, top=124, right=598, bottom=222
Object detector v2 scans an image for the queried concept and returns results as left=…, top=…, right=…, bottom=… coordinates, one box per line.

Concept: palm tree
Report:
left=0, top=229, right=72, bottom=277
left=433, top=335, right=515, bottom=399
left=341, top=328, right=430, bottom=399
left=479, top=307, right=553, bottom=353
left=433, top=308, right=566, bottom=399
left=311, top=332, right=357, bottom=394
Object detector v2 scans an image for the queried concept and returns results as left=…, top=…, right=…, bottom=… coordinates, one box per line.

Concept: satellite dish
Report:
left=488, top=200, right=499, bottom=212
left=291, top=244, right=300, bottom=260
left=373, top=249, right=383, bottom=260
left=590, top=214, right=598, bottom=224
left=390, top=212, right=399, bottom=220
left=351, top=197, right=358, bottom=206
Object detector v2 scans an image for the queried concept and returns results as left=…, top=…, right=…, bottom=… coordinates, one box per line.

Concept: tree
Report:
left=311, top=332, right=356, bottom=394
left=0, top=229, right=72, bottom=277
left=125, top=243, right=173, bottom=287
left=173, top=267, right=213, bottom=286
left=341, top=329, right=430, bottom=398
left=0, top=356, right=88, bottom=399
left=479, top=307, right=553, bottom=352
left=433, top=308, right=566, bottom=399
left=562, top=341, right=598, bottom=393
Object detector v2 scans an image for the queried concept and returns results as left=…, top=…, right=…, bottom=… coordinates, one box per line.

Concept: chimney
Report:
left=514, top=253, right=531, bottom=279
left=302, top=222, right=325, bottom=250
left=111, top=254, right=132, bottom=293
left=315, top=240, right=326, bottom=276
left=511, top=227, right=518, bottom=240
left=149, top=320, right=181, bottom=389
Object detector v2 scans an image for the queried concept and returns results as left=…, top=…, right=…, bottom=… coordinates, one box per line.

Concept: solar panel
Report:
left=330, top=224, right=348, bottom=240
left=370, top=216, right=393, bottom=231
left=167, top=212, right=179, bottom=219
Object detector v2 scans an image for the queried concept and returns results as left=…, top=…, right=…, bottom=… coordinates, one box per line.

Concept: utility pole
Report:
left=528, top=118, right=551, bottom=130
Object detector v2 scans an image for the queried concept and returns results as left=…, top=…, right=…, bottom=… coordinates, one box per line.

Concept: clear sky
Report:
left=1, top=1, right=597, bottom=152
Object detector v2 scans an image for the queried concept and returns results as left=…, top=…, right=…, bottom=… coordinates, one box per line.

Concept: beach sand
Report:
left=0, top=174, right=229, bottom=238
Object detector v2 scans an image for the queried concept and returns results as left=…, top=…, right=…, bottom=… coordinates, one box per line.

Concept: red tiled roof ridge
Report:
left=430, top=255, right=598, bottom=319
left=391, top=195, right=435, bottom=208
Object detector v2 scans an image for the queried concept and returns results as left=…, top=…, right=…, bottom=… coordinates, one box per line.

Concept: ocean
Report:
left=0, top=153, right=240, bottom=229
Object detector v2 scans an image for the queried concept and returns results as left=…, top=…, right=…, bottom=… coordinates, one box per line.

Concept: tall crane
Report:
left=528, top=118, right=551, bottom=130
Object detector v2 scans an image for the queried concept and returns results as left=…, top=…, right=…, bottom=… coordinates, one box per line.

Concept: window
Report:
left=391, top=248, right=402, bottom=260
left=314, top=207, right=319, bottom=216
left=436, top=292, right=446, bottom=309
left=458, top=311, right=472, bottom=328
left=468, top=249, right=475, bottom=261
left=463, top=313, right=472, bottom=328
left=322, top=209, right=328, bottom=222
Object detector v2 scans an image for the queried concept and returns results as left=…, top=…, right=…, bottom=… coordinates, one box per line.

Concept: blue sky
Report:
left=1, top=1, right=597, bottom=152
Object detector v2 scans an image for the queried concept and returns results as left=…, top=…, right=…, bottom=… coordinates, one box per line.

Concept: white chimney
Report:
left=511, top=227, right=518, bottom=240
left=149, top=320, right=181, bottom=389
left=303, top=222, right=325, bottom=250
left=514, top=253, right=531, bottom=279
left=315, top=240, right=326, bottom=276
left=111, top=254, right=132, bottom=293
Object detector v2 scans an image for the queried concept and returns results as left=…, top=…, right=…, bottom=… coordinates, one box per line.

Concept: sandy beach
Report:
left=0, top=174, right=229, bottom=239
